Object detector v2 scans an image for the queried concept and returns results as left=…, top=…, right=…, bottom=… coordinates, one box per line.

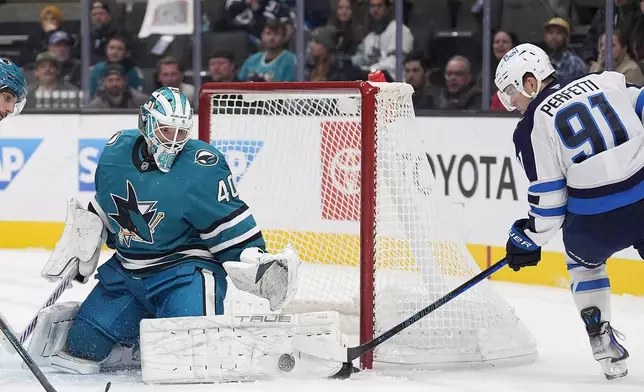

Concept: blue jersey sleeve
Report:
left=185, top=154, right=266, bottom=262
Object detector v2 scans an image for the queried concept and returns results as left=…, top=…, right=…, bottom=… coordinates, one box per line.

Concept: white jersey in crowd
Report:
left=514, top=71, right=644, bottom=246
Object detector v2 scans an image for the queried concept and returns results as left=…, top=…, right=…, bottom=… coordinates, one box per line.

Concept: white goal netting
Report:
left=200, top=82, right=537, bottom=369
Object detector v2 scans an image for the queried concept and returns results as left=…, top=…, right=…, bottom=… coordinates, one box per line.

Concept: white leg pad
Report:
left=25, top=301, right=79, bottom=368
left=139, top=311, right=346, bottom=384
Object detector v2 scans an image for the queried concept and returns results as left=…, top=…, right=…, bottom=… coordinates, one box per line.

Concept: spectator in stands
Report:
left=155, top=57, right=195, bottom=102
left=226, top=0, right=294, bottom=47
left=48, top=31, right=81, bottom=88
left=403, top=52, right=437, bottom=110
left=330, top=0, right=365, bottom=58
left=629, top=0, right=644, bottom=62
left=90, top=1, right=133, bottom=65
left=88, top=63, right=147, bottom=109
left=541, top=18, right=587, bottom=81
left=488, top=30, right=519, bottom=111
left=436, top=55, right=482, bottom=111
left=90, top=36, right=143, bottom=97
left=22, top=5, right=65, bottom=67
left=583, top=0, right=639, bottom=64
left=24, top=52, right=80, bottom=110
left=590, top=29, right=644, bottom=85
left=351, top=0, right=413, bottom=80
left=238, top=20, right=296, bottom=82
left=305, top=25, right=364, bottom=81
left=203, top=51, right=240, bottom=83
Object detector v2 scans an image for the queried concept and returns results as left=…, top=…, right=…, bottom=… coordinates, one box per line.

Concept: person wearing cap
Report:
left=541, top=17, right=587, bottom=81
left=88, top=62, right=147, bottom=109
left=90, top=1, right=135, bottom=64
left=203, top=50, right=240, bottom=83
left=48, top=31, right=81, bottom=88
left=24, top=52, right=79, bottom=110
left=305, top=25, right=364, bottom=81
left=21, top=5, right=65, bottom=66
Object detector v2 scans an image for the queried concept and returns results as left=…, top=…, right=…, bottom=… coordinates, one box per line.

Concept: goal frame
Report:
left=198, top=81, right=380, bottom=368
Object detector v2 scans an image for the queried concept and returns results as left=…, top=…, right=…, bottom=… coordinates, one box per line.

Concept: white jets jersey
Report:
left=514, top=71, right=644, bottom=246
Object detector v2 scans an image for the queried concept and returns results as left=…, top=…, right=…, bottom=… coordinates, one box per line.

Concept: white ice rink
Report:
left=1, top=249, right=643, bottom=392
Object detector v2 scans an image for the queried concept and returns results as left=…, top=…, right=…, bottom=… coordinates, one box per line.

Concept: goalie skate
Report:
left=581, top=307, right=629, bottom=380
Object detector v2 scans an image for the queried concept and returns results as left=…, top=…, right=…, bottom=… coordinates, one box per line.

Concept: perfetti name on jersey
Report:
left=540, top=79, right=601, bottom=117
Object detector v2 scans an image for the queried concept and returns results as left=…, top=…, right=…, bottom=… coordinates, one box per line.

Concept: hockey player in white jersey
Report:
left=495, top=43, right=642, bottom=380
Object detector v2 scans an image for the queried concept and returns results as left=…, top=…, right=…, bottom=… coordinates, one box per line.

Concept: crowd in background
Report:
left=3, top=0, right=644, bottom=112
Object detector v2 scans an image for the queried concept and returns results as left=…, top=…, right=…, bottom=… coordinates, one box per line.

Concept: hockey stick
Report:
left=0, top=311, right=59, bottom=392
left=17, top=259, right=78, bottom=345
left=293, top=259, right=509, bottom=377
left=1, top=311, right=113, bottom=392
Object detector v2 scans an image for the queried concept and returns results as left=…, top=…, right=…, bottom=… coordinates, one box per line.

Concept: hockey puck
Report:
left=278, top=353, right=295, bottom=372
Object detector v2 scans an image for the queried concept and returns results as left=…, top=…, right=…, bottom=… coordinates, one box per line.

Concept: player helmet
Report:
left=495, top=43, right=555, bottom=111
left=138, top=87, right=193, bottom=172
left=0, top=58, right=28, bottom=116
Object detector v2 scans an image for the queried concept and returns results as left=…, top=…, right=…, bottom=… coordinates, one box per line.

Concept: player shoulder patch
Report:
left=106, top=131, right=122, bottom=146
left=195, top=149, right=219, bottom=167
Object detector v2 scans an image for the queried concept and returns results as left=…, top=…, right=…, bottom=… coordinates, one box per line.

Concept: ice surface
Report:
left=1, top=249, right=643, bottom=392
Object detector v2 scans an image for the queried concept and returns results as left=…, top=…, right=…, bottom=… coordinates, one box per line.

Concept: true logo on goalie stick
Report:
left=108, top=180, right=165, bottom=247
left=194, top=149, right=219, bottom=166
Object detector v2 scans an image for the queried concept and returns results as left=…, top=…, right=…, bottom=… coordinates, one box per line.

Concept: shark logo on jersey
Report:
left=108, top=180, right=165, bottom=247
left=194, top=149, right=219, bottom=166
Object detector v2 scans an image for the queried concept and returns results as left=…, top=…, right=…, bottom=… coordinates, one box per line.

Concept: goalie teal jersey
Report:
left=89, top=129, right=266, bottom=275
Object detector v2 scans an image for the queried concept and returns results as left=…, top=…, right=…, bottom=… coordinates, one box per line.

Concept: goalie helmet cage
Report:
left=198, top=81, right=537, bottom=370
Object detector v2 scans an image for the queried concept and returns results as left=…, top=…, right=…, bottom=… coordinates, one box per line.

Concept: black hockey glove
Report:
left=506, top=219, right=541, bottom=271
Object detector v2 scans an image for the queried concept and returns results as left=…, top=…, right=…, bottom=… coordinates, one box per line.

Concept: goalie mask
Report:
left=138, top=87, right=193, bottom=172
left=494, top=43, right=555, bottom=111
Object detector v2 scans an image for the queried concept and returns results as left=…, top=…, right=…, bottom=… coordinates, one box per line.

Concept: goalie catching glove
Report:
left=223, top=245, right=300, bottom=311
left=41, top=198, right=107, bottom=284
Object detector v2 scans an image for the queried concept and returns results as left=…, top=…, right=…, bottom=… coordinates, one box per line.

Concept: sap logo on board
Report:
left=0, top=139, right=42, bottom=190
left=78, top=139, right=108, bottom=192
left=211, top=140, right=264, bottom=184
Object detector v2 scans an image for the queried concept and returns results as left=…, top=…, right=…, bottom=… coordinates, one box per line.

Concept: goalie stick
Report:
left=1, top=311, right=112, bottom=392
left=17, top=258, right=78, bottom=345
left=293, top=259, right=509, bottom=377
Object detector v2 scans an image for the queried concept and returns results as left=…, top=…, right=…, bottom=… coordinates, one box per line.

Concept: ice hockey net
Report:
left=198, top=81, right=537, bottom=370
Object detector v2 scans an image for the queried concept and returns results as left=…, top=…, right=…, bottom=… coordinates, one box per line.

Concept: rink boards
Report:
left=0, top=113, right=642, bottom=295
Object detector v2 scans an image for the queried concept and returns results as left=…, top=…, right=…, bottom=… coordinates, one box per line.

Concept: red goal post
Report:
left=199, top=81, right=379, bottom=368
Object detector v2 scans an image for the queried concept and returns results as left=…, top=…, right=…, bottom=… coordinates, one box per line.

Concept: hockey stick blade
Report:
left=294, top=259, right=508, bottom=376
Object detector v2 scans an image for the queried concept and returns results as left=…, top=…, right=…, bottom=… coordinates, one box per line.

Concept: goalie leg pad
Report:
left=140, top=311, right=346, bottom=384
left=26, top=301, right=80, bottom=368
